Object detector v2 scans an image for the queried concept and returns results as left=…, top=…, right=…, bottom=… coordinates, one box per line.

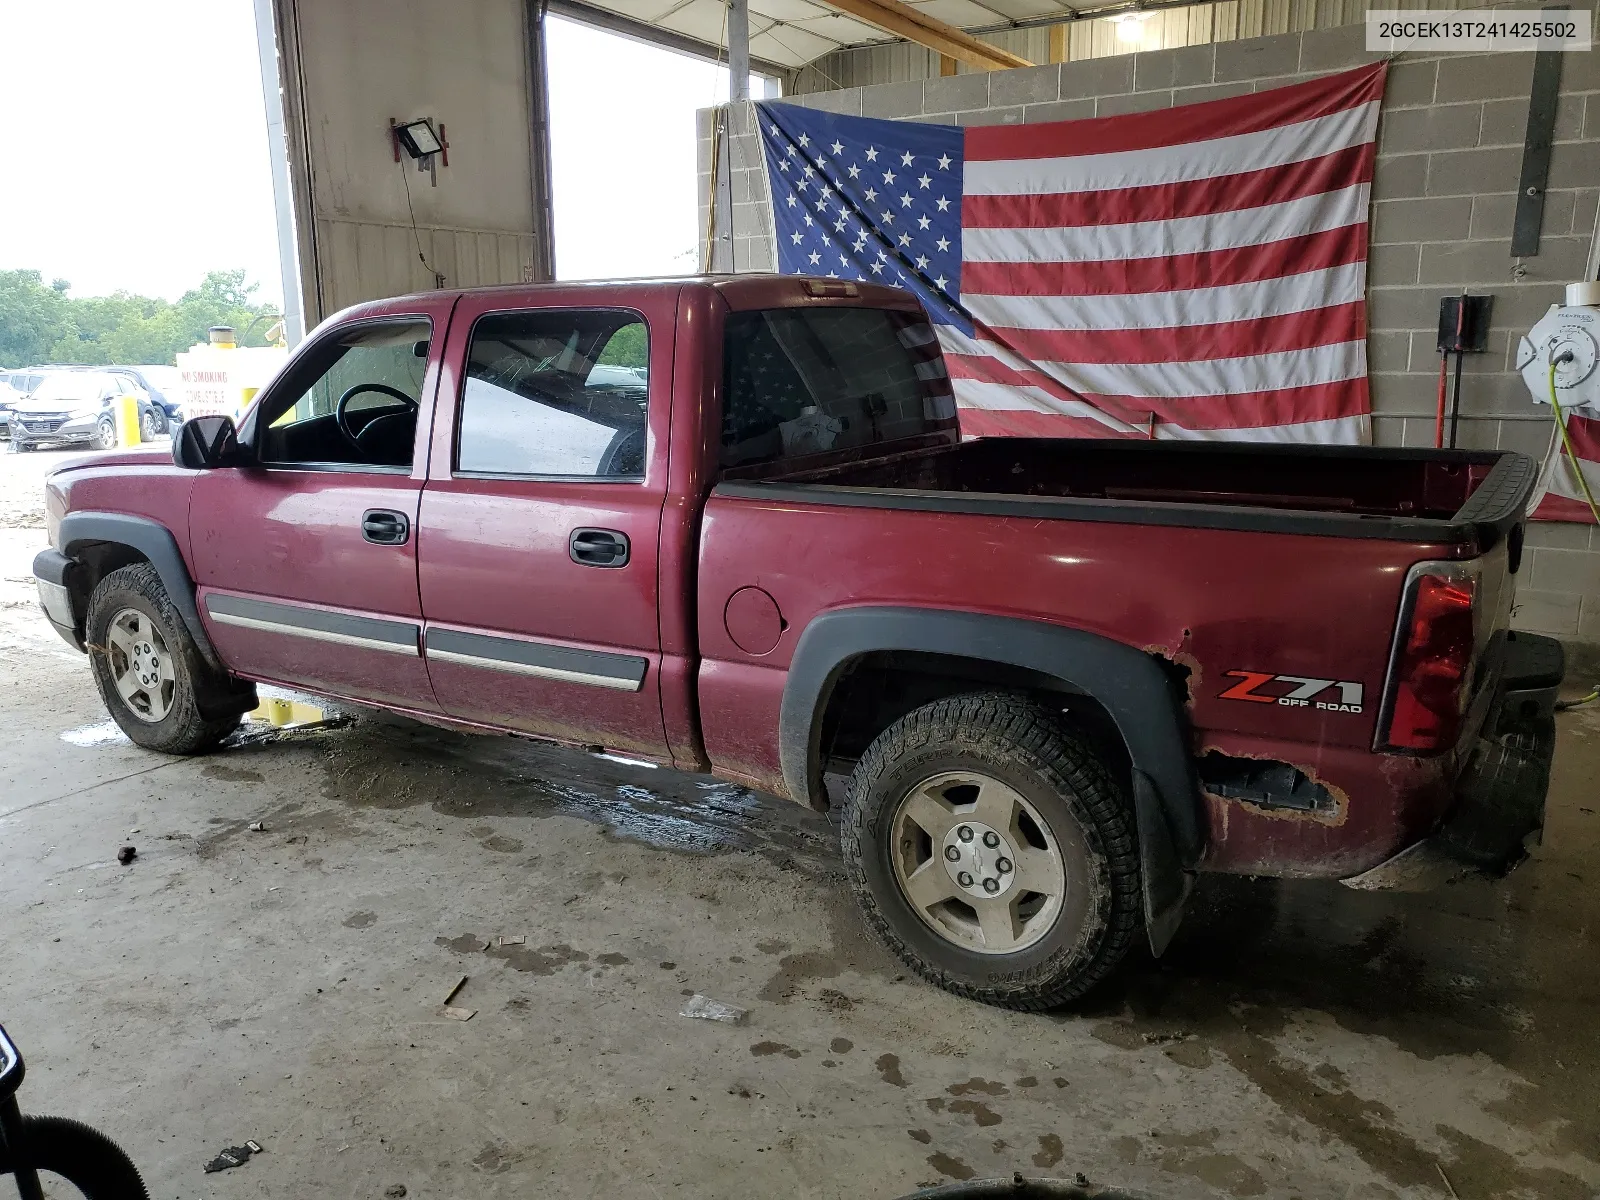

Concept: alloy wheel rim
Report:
left=890, top=770, right=1066, bottom=955
left=106, top=608, right=175, bottom=723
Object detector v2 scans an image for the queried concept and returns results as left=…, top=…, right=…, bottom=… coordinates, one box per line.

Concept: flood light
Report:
left=395, top=118, right=443, bottom=159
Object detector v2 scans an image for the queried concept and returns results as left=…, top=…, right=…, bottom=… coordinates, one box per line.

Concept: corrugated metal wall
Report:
left=792, top=0, right=1462, bottom=91
left=312, top=220, right=538, bottom=318
left=272, top=0, right=543, bottom=325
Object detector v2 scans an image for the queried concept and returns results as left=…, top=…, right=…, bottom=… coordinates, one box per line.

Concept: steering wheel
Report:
left=335, top=384, right=418, bottom=454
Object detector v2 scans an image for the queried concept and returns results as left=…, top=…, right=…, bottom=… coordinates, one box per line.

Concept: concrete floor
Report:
left=1, top=447, right=1598, bottom=1200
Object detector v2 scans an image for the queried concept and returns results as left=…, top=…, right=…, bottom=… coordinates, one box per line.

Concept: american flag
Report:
left=1531, top=411, right=1600, bottom=523
left=757, top=64, right=1386, bottom=442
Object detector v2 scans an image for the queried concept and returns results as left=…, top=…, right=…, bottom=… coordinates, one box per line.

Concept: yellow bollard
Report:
left=113, top=396, right=141, bottom=447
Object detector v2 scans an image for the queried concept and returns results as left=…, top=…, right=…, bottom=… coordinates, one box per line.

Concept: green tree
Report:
left=0, top=271, right=72, bottom=367
left=597, top=322, right=648, bottom=370
left=0, top=269, right=281, bottom=368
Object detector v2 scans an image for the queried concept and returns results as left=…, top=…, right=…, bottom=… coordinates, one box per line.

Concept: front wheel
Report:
left=85, top=562, right=245, bottom=753
left=93, top=417, right=116, bottom=450
left=0, top=1115, right=149, bottom=1200
left=842, top=692, right=1141, bottom=1010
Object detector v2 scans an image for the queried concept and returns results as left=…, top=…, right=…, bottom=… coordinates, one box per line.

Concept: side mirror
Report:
left=173, top=415, right=242, bottom=470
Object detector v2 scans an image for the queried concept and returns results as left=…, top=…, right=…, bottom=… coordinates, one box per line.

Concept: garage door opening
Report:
left=545, top=15, right=774, bottom=280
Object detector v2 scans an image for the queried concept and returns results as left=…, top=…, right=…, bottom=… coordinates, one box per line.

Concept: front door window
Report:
left=253, top=320, right=432, bottom=470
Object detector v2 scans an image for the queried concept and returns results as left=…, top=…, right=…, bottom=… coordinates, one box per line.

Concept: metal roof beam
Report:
left=813, top=0, right=1031, bottom=69
left=545, top=0, right=791, bottom=74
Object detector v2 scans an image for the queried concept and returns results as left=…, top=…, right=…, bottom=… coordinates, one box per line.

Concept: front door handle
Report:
left=362, top=509, right=410, bottom=546
left=569, top=528, right=629, bottom=568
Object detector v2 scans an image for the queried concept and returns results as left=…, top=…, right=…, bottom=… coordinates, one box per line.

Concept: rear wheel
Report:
left=0, top=1115, right=149, bottom=1200
left=86, top=563, right=244, bottom=754
left=139, top=408, right=162, bottom=441
left=842, top=692, right=1141, bottom=1010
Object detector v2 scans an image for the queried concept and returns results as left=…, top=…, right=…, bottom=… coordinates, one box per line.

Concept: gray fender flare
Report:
left=58, top=511, right=226, bottom=673
left=779, top=606, right=1200, bottom=955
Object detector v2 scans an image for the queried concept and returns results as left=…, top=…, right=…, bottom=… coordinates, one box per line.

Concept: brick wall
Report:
left=698, top=21, right=1600, bottom=647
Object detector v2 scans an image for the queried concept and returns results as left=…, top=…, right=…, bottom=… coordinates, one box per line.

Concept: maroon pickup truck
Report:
left=33, top=275, right=1562, bottom=1010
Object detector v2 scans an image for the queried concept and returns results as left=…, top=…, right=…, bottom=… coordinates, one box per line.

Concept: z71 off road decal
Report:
left=1219, top=671, right=1364, bottom=714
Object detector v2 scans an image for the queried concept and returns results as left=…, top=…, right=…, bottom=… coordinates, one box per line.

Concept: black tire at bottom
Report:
left=842, top=691, right=1141, bottom=1010
left=85, top=562, right=244, bottom=754
left=0, top=1115, right=149, bottom=1200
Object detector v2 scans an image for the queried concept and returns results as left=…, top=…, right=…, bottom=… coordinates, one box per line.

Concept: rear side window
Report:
left=720, top=307, right=956, bottom=471
left=456, top=309, right=649, bottom=479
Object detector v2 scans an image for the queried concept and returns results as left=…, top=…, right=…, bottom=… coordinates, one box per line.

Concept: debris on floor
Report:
left=248, top=821, right=266, bottom=832
left=203, top=1139, right=263, bottom=1173
left=681, top=994, right=748, bottom=1024
left=116, top=846, right=136, bottom=865
left=440, top=975, right=476, bottom=1020
left=385, top=1187, right=407, bottom=1198
left=497, top=935, right=526, bottom=946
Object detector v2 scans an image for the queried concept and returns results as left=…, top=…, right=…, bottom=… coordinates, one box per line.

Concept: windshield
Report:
left=26, top=374, right=103, bottom=405
left=138, top=366, right=181, bottom=392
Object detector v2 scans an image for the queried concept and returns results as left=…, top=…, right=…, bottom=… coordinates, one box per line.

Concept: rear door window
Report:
left=455, top=309, right=649, bottom=479
left=720, top=307, right=956, bottom=472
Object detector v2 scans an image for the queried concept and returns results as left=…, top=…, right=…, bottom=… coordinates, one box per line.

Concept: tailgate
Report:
left=1374, top=452, right=1539, bottom=757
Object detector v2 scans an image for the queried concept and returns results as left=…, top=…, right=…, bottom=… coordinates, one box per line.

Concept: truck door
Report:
left=416, top=291, right=674, bottom=759
left=188, top=297, right=456, bottom=711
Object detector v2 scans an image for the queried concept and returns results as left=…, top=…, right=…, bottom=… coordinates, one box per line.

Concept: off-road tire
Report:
left=86, top=563, right=243, bottom=754
left=842, top=692, right=1140, bottom=1010
left=0, top=1115, right=149, bottom=1200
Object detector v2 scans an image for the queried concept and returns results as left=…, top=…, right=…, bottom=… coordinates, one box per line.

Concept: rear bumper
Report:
left=1343, top=631, right=1563, bottom=891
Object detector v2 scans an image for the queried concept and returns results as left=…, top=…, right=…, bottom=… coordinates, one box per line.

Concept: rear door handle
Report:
left=362, top=509, right=410, bottom=546
left=569, top=528, right=629, bottom=568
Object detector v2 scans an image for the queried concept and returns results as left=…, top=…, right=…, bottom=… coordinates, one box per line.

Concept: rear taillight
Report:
left=1381, top=569, right=1477, bottom=753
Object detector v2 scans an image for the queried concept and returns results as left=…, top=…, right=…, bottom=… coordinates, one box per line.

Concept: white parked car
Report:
left=0, top=369, right=48, bottom=440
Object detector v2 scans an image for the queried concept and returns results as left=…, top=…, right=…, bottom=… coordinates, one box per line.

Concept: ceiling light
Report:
left=1110, top=11, right=1153, bottom=42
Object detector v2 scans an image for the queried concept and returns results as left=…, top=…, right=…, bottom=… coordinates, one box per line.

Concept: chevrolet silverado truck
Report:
left=32, top=276, right=1563, bottom=1010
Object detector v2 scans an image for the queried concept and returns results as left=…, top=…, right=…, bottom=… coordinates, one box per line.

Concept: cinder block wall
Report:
left=698, top=24, right=1600, bottom=647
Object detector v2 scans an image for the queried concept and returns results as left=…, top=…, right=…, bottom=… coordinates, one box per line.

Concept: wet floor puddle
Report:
left=59, top=687, right=338, bottom=751
left=162, top=706, right=838, bottom=877
left=59, top=719, right=127, bottom=747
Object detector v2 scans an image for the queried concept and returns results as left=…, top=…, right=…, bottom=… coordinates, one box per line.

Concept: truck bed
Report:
left=734, top=440, right=1536, bottom=546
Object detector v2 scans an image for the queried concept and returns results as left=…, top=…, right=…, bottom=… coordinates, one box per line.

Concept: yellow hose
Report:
left=1544, top=356, right=1600, bottom=711
left=1548, top=357, right=1600, bottom=525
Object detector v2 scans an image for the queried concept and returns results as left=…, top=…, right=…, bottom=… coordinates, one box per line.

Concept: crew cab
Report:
left=31, top=276, right=1562, bottom=1009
